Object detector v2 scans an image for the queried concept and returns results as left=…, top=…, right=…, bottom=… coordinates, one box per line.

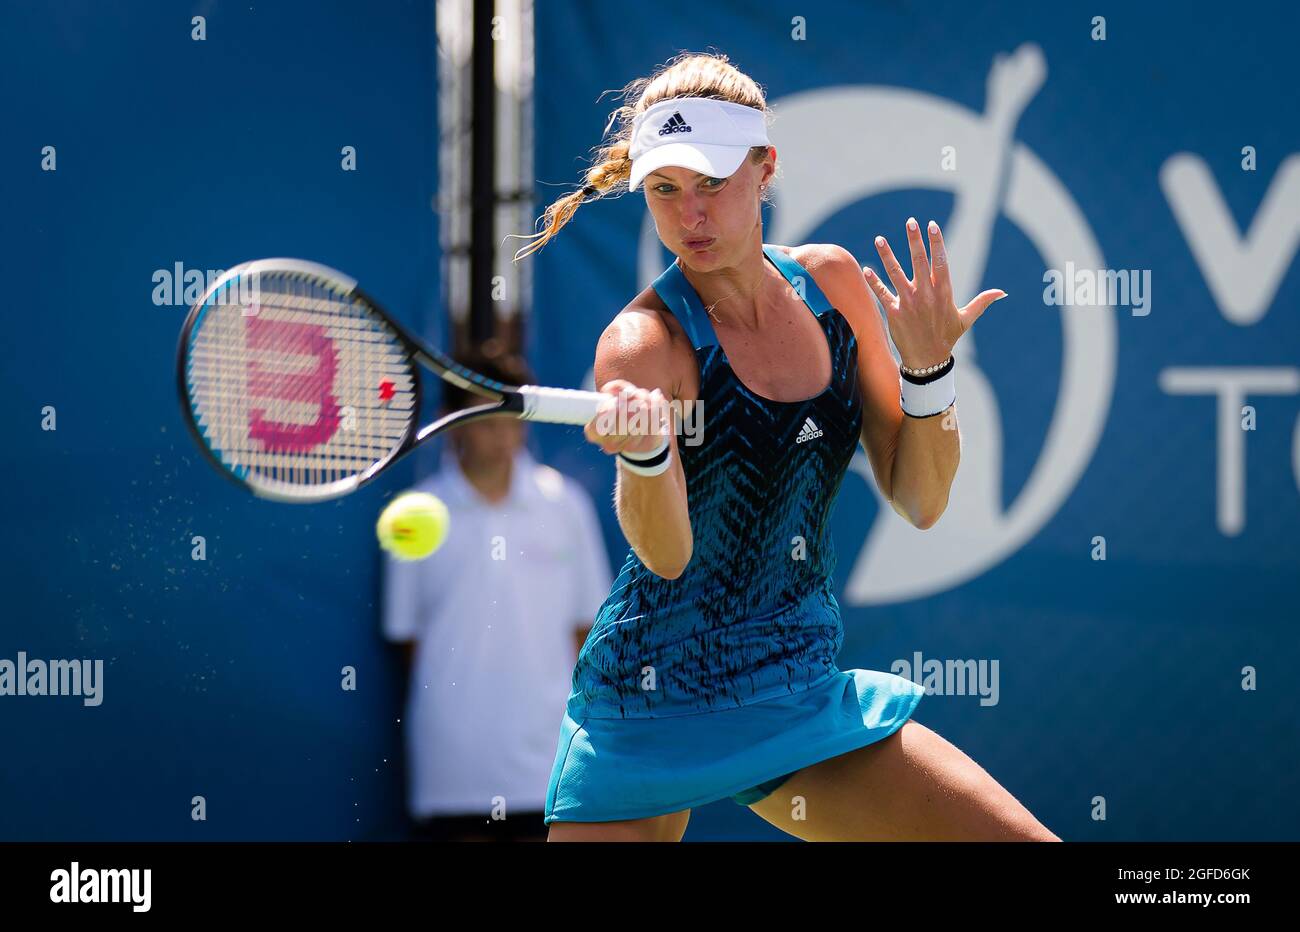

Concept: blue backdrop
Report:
left=528, top=1, right=1300, bottom=840
left=1, top=0, right=1296, bottom=843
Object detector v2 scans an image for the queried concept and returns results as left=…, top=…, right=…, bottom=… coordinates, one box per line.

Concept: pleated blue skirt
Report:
left=544, top=668, right=925, bottom=824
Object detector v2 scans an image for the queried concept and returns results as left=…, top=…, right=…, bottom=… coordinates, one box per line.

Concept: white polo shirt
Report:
left=381, top=445, right=612, bottom=818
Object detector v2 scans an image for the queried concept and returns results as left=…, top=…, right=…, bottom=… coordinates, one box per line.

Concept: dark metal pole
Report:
left=468, top=0, right=497, bottom=347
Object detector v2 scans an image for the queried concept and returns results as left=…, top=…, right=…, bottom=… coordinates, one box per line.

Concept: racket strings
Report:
left=185, top=273, right=416, bottom=497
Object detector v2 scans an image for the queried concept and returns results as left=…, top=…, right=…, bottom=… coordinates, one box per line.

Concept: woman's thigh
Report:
left=547, top=808, right=691, bottom=842
left=749, top=720, right=1060, bottom=841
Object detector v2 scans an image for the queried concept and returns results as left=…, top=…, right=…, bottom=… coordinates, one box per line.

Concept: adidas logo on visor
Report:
left=795, top=417, right=824, bottom=444
left=658, top=112, right=692, bottom=136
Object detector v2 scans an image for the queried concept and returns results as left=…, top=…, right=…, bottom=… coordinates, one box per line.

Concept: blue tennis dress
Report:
left=544, top=244, right=925, bottom=824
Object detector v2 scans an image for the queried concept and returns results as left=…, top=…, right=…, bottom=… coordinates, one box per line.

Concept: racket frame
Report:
left=176, top=258, right=531, bottom=503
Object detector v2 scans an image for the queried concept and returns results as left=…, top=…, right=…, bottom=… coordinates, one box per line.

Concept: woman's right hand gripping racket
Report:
left=177, top=258, right=605, bottom=503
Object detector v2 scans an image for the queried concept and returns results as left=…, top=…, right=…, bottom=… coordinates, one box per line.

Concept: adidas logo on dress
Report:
left=795, top=417, right=824, bottom=444
left=658, top=112, right=692, bottom=136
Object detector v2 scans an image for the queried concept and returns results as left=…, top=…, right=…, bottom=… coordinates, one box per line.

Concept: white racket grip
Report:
left=517, top=385, right=607, bottom=425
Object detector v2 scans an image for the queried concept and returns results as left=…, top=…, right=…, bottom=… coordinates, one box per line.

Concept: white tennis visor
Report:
left=627, top=97, right=770, bottom=191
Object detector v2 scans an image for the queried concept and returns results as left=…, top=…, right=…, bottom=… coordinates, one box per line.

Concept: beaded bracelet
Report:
left=900, top=354, right=954, bottom=378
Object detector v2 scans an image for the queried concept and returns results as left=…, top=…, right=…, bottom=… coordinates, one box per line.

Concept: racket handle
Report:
left=516, top=385, right=607, bottom=425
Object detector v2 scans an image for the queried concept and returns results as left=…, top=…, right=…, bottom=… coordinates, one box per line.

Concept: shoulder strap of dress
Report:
left=650, top=257, right=719, bottom=351
left=762, top=244, right=833, bottom=315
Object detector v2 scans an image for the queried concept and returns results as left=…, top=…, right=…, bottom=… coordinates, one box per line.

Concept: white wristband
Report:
left=900, top=359, right=956, bottom=417
left=617, top=436, right=672, bottom=476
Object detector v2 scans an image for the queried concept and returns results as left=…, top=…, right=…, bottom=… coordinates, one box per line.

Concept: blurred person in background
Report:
left=382, top=348, right=612, bottom=842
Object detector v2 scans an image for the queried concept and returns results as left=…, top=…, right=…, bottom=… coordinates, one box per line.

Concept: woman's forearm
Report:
left=888, top=404, right=960, bottom=529
left=859, top=217, right=1005, bottom=531
left=614, top=439, right=694, bottom=578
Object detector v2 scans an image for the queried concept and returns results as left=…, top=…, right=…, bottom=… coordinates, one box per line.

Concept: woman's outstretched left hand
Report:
left=862, top=218, right=1007, bottom=371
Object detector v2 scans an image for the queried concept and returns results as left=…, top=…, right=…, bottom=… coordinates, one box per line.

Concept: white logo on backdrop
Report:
left=638, top=44, right=1118, bottom=603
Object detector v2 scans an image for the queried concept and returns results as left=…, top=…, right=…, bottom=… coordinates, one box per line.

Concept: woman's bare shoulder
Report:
left=598, top=285, right=683, bottom=350
left=593, top=284, right=692, bottom=397
left=784, top=242, right=860, bottom=280
left=780, top=243, right=876, bottom=318
left=622, top=284, right=684, bottom=333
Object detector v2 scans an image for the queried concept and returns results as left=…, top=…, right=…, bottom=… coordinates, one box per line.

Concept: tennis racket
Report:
left=177, top=258, right=605, bottom=503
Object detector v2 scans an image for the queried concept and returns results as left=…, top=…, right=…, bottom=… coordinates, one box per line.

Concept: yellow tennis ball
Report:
left=377, top=491, right=450, bottom=561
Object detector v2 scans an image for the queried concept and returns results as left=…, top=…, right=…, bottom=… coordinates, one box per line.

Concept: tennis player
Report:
left=516, top=52, right=1059, bottom=842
